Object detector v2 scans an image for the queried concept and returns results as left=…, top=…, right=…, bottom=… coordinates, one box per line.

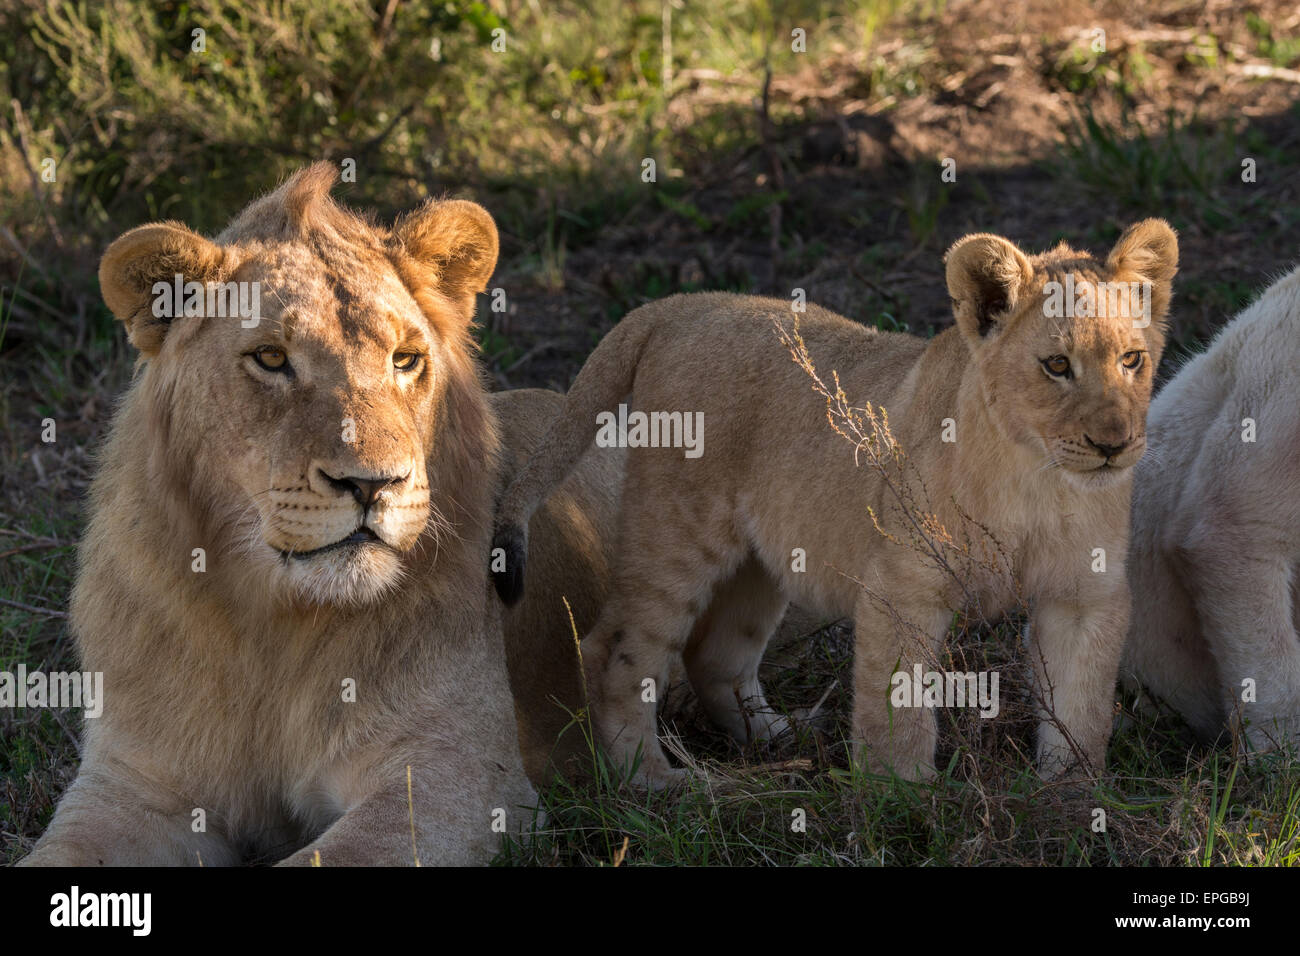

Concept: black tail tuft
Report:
left=490, top=523, right=528, bottom=606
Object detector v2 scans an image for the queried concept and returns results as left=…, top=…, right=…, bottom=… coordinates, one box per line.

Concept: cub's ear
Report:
left=99, top=222, right=227, bottom=356
left=391, top=199, right=499, bottom=315
left=1106, top=218, right=1179, bottom=327
left=944, top=233, right=1034, bottom=342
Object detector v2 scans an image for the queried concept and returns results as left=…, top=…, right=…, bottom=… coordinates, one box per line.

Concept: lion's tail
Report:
left=491, top=304, right=661, bottom=605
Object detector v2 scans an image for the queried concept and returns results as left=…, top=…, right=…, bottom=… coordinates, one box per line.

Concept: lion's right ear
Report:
left=99, top=222, right=227, bottom=356
left=1105, top=218, right=1179, bottom=329
left=944, top=233, right=1034, bottom=343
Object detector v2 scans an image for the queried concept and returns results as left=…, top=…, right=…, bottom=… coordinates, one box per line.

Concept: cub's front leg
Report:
left=850, top=594, right=953, bottom=781
left=1027, top=586, right=1129, bottom=778
left=21, top=760, right=238, bottom=867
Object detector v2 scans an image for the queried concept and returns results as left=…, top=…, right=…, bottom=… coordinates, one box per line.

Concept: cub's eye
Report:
left=393, top=352, right=422, bottom=372
left=252, top=347, right=289, bottom=372
left=1042, top=355, right=1071, bottom=378
left=1121, top=350, right=1144, bottom=370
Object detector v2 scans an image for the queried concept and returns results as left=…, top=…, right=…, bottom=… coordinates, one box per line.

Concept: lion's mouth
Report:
left=1092, top=445, right=1144, bottom=472
left=279, top=527, right=390, bottom=561
left=1070, top=460, right=1133, bottom=487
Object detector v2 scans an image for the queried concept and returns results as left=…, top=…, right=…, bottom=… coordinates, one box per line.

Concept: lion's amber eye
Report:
left=393, top=352, right=421, bottom=372
left=1042, top=355, right=1071, bottom=377
left=253, top=347, right=288, bottom=371
left=1122, top=350, right=1143, bottom=370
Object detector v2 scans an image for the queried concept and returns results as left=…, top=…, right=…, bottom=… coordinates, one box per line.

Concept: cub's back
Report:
left=624, top=292, right=927, bottom=447
left=1137, top=271, right=1300, bottom=550
left=612, top=294, right=929, bottom=607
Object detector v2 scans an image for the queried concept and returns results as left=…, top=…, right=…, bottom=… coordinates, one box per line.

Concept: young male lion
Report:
left=493, top=221, right=1177, bottom=785
left=22, top=163, right=619, bottom=866
left=1124, top=265, right=1300, bottom=749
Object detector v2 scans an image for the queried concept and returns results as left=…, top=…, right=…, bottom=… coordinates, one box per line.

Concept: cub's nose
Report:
left=318, top=470, right=404, bottom=510
left=1084, top=434, right=1130, bottom=459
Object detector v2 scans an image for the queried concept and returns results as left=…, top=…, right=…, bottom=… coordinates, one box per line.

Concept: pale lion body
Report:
left=1124, top=265, right=1300, bottom=746
left=23, top=164, right=617, bottom=866
left=495, top=222, right=1177, bottom=784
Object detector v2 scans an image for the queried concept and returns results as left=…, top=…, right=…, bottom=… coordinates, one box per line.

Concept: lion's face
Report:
left=210, top=246, right=443, bottom=604
left=99, top=164, right=499, bottom=606
left=945, top=220, right=1178, bottom=490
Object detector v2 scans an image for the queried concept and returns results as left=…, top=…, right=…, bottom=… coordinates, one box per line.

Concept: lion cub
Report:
left=1124, top=264, right=1300, bottom=748
left=493, top=221, right=1177, bottom=784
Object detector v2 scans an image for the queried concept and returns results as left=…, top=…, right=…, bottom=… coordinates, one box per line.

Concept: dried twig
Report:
left=0, top=597, right=68, bottom=619
left=0, top=542, right=68, bottom=560
left=1226, top=63, right=1300, bottom=84
left=502, top=338, right=559, bottom=375
left=775, top=313, right=1094, bottom=774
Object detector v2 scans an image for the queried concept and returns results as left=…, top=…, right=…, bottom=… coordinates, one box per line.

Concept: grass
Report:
left=5, top=0, right=1300, bottom=865
left=497, top=653, right=1300, bottom=866
left=0, top=506, right=82, bottom=855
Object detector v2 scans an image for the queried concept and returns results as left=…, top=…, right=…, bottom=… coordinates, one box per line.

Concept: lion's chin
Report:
left=1062, top=463, right=1133, bottom=491
left=278, top=543, right=407, bottom=607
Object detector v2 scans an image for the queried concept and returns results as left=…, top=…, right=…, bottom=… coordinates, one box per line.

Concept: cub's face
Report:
left=983, top=269, right=1162, bottom=486
left=98, top=164, right=498, bottom=606
left=945, top=221, right=1178, bottom=489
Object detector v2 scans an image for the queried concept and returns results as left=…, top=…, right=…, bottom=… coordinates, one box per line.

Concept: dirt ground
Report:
left=487, top=0, right=1300, bottom=394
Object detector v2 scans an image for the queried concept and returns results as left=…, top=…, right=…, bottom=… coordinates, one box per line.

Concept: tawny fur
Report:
left=495, top=221, right=1177, bottom=785
left=1124, top=265, right=1300, bottom=748
left=21, top=164, right=618, bottom=866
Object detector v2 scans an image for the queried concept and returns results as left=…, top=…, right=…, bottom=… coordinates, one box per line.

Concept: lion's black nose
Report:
left=1084, top=434, right=1130, bottom=459
left=319, top=470, right=402, bottom=509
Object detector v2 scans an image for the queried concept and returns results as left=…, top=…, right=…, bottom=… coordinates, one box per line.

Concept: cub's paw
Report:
left=1232, top=711, right=1300, bottom=756
left=629, top=763, right=689, bottom=793
left=852, top=746, right=938, bottom=784
left=1036, top=746, right=1103, bottom=792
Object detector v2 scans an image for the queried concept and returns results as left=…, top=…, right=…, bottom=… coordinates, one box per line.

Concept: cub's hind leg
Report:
left=683, top=553, right=790, bottom=745
left=1187, top=542, right=1300, bottom=748
left=1121, top=544, right=1224, bottom=741
left=581, top=472, right=745, bottom=788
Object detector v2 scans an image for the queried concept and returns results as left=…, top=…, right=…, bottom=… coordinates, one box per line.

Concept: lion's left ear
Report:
left=391, top=199, right=499, bottom=314
left=1106, top=218, right=1179, bottom=327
